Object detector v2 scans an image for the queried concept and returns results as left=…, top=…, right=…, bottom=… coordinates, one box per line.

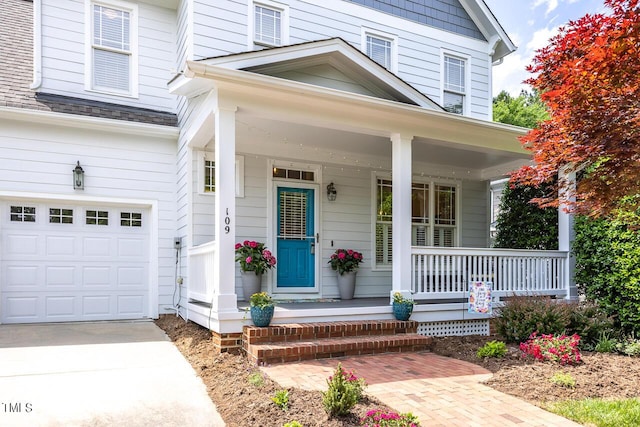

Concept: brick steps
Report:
left=243, top=320, right=432, bottom=365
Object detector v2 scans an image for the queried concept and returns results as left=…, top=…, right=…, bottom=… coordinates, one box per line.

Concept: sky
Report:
left=483, top=0, right=607, bottom=96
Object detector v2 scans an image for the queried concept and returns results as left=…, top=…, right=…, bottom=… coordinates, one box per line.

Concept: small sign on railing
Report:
left=469, top=281, right=492, bottom=314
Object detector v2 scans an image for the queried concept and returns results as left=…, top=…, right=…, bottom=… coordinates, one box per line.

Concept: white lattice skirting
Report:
left=417, top=319, right=490, bottom=337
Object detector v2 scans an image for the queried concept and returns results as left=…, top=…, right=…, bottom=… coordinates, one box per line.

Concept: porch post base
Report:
left=390, top=290, right=413, bottom=304
left=210, top=293, right=239, bottom=313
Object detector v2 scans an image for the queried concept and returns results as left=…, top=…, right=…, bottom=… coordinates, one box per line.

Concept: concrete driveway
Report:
left=0, top=321, right=225, bottom=426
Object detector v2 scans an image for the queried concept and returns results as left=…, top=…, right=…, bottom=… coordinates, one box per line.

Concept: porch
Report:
left=185, top=244, right=570, bottom=340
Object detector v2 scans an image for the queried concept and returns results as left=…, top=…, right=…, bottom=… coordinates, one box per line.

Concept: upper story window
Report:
left=361, top=28, right=397, bottom=73
left=251, top=1, right=289, bottom=48
left=86, top=0, right=138, bottom=97
left=443, top=54, right=466, bottom=115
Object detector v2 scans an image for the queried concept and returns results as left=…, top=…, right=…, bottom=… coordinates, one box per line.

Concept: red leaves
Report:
left=512, top=0, right=640, bottom=216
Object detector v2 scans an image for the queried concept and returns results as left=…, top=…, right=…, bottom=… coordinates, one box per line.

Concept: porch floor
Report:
left=237, top=297, right=389, bottom=311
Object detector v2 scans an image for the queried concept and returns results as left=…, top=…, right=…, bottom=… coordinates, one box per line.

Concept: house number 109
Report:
left=224, top=208, right=231, bottom=234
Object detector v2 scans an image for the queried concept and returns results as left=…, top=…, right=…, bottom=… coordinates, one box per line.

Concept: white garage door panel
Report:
left=1, top=202, right=150, bottom=324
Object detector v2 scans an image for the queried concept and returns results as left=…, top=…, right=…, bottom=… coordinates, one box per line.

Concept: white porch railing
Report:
left=188, top=241, right=216, bottom=302
left=411, top=247, right=569, bottom=299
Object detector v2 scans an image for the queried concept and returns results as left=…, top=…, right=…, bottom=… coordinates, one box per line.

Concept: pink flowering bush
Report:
left=235, top=241, right=276, bottom=275
left=519, top=332, right=582, bottom=365
left=328, top=248, right=364, bottom=275
left=322, top=363, right=366, bottom=416
left=360, top=409, right=421, bottom=427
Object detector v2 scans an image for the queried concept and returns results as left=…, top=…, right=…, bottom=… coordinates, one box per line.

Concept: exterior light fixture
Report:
left=327, top=182, right=337, bottom=201
left=73, top=161, right=84, bottom=190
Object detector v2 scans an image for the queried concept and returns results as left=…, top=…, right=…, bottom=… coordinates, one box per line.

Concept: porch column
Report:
left=213, top=99, right=238, bottom=312
left=390, top=133, right=413, bottom=300
left=558, top=166, right=577, bottom=300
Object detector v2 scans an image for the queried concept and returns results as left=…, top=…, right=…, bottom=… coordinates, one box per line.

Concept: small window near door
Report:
left=50, top=208, right=73, bottom=224
left=204, top=159, right=215, bottom=192
left=121, top=212, right=142, bottom=227
left=10, top=206, right=36, bottom=222
left=86, top=210, right=109, bottom=225
left=272, top=167, right=315, bottom=181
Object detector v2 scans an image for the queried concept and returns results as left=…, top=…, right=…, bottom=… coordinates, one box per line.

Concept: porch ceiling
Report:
left=236, top=115, right=530, bottom=179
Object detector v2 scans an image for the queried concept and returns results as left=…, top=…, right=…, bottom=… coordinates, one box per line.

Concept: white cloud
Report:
left=492, top=52, right=532, bottom=96
left=526, top=26, right=560, bottom=52
left=532, top=0, right=559, bottom=16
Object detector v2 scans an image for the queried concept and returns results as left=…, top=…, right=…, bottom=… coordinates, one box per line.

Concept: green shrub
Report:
left=322, top=363, right=366, bottom=417
left=574, top=206, right=640, bottom=336
left=566, top=303, right=616, bottom=350
left=494, top=295, right=571, bottom=343
left=476, top=341, right=508, bottom=358
left=594, top=333, right=618, bottom=353
left=272, top=389, right=289, bottom=411
left=550, top=372, right=576, bottom=389
left=617, top=338, right=640, bottom=357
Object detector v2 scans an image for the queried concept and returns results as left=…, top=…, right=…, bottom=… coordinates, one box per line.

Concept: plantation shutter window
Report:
left=279, top=191, right=307, bottom=240
left=254, top=4, right=282, bottom=46
left=366, top=35, right=392, bottom=70
left=374, top=179, right=459, bottom=267
left=443, top=55, right=466, bottom=115
left=91, top=3, right=133, bottom=94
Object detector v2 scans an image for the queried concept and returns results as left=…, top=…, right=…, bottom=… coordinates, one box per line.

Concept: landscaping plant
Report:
left=322, top=363, right=366, bottom=417
left=272, top=389, right=290, bottom=411
left=235, top=240, right=277, bottom=274
left=476, top=340, right=508, bottom=359
left=616, top=338, right=640, bottom=357
left=328, top=249, right=364, bottom=275
left=494, top=295, right=570, bottom=343
left=282, top=422, right=302, bottom=427
left=520, top=332, right=582, bottom=365
left=550, top=372, right=576, bottom=389
left=360, top=409, right=421, bottom=427
left=594, top=333, right=618, bottom=353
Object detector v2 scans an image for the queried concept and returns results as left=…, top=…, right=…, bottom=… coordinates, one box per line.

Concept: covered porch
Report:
left=169, top=39, right=575, bottom=337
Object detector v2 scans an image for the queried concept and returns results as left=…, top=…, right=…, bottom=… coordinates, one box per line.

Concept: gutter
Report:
left=30, top=0, right=42, bottom=89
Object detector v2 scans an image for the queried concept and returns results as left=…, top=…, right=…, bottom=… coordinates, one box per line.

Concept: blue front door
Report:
left=277, top=187, right=315, bottom=288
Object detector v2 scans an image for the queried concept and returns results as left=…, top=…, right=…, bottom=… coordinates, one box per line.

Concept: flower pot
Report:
left=336, top=271, right=357, bottom=300
left=392, top=301, right=414, bottom=321
left=250, top=305, right=274, bottom=327
left=241, top=271, right=263, bottom=301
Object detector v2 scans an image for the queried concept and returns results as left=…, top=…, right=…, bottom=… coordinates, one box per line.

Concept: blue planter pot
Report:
left=392, top=301, right=414, bottom=321
left=250, top=305, right=274, bottom=327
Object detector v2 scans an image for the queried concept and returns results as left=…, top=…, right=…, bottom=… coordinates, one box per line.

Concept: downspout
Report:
left=30, top=0, right=42, bottom=89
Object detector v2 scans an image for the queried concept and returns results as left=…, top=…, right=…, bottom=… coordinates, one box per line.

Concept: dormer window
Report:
left=85, top=0, right=138, bottom=97
left=252, top=1, right=289, bottom=47
left=443, top=54, right=467, bottom=115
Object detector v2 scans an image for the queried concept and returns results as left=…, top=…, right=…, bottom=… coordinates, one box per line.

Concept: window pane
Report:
left=255, top=5, right=281, bottom=45
left=204, top=160, right=215, bottom=192
left=443, top=91, right=464, bottom=114
left=435, top=185, right=456, bottom=225
left=94, top=49, right=130, bottom=92
left=10, top=206, right=36, bottom=222
left=411, top=183, right=429, bottom=223
left=94, top=5, right=130, bottom=51
left=367, top=35, right=391, bottom=70
left=376, top=179, right=392, bottom=221
left=444, top=56, right=465, bottom=92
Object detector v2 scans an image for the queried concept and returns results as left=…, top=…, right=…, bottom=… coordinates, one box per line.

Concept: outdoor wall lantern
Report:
left=73, top=161, right=84, bottom=190
left=327, top=182, right=337, bottom=201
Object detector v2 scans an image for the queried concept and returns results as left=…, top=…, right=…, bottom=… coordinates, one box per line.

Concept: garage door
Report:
left=1, top=201, right=149, bottom=323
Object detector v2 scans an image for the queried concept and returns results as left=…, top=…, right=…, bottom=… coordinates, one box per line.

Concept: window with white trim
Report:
left=10, top=206, right=36, bottom=222
left=198, top=152, right=245, bottom=197
left=86, top=210, right=109, bottom=225
left=374, top=177, right=459, bottom=268
left=254, top=3, right=282, bottom=46
left=50, top=208, right=74, bottom=224
left=120, top=212, right=142, bottom=227
left=361, top=28, right=397, bottom=73
left=87, top=0, right=138, bottom=96
left=366, top=35, right=392, bottom=70
left=443, top=55, right=466, bottom=115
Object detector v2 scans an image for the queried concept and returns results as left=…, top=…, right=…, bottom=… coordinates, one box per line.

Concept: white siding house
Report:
left=0, top=0, right=575, bottom=341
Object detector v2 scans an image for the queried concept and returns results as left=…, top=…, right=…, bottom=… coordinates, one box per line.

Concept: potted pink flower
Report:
left=328, top=249, right=363, bottom=300
left=235, top=241, right=276, bottom=300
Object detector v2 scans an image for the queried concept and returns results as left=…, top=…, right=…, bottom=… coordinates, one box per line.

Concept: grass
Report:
left=545, top=398, right=640, bottom=427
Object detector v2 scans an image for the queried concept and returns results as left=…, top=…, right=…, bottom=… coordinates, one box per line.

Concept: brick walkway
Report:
left=261, top=352, right=581, bottom=426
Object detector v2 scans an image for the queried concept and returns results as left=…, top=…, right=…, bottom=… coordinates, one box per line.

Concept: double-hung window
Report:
left=375, top=177, right=459, bottom=268
left=362, top=29, right=397, bottom=73
left=443, top=55, right=466, bottom=115
left=87, top=1, right=138, bottom=96
left=253, top=2, right=288, bottom=47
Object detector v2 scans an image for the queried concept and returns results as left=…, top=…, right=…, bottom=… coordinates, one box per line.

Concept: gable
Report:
left=344, top=0, right=485, bottom=40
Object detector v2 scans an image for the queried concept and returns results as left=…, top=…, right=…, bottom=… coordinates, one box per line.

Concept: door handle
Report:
left=310, top=242, right=315, bottom=254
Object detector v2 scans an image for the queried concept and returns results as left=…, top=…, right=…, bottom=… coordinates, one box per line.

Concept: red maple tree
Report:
left=511, top=0, right=640, bottom=217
